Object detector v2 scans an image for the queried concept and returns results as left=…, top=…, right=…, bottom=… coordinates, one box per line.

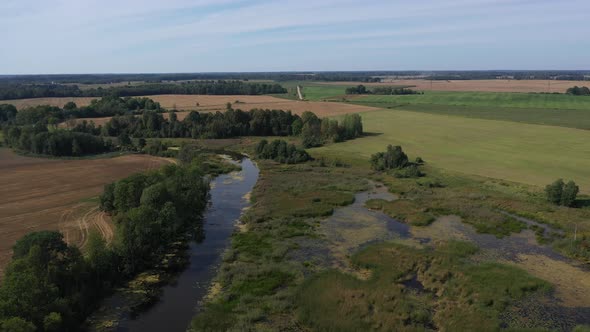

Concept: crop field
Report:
left=318, top=79, right=590, bottom=93
left=0, top=149, right=172, bottom=276
left=353, top=91, right=590, bottom=110
left=311, top=109, right=590, bottom=193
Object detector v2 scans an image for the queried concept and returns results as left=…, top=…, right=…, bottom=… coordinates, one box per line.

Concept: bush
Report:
left=393, top=164, right=424, bottom=178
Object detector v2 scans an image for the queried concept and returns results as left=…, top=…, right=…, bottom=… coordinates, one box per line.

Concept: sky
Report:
left=1, top=0, right=589, bottom=74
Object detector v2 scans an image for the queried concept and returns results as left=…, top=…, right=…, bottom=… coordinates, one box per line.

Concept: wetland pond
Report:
left=105, top=157, right=259, bottom=332
left=323, top=182, right=590, bottom=328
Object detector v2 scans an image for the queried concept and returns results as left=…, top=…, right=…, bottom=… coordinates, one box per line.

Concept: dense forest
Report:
left=0, top=162, right=210, bottom=331
left=100, top=106, right=300, bottom=139
left=0, top=81, right=286, bottom=100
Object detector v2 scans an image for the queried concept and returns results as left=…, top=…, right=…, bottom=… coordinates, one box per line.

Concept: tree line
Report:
left=2, top=100, right=364, bottom=156
left=0, top=96, right=162, bottom=127
left=100, top=106, right=301, bottom=139
left=0, top=162, right=210, bottom=331
left=345, top=85, right=420, bottom=95
left=3, top=125, right=113, bottom=156
left=0, top=81, right=287, bottom=100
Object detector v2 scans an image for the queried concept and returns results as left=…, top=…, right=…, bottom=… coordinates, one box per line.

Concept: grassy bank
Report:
left=190, top=158, right=368, bottom=330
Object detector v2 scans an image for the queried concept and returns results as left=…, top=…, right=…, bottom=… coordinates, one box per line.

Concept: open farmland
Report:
left=317, top=79, right=590, bottom=93
left=0, top=149, right=172, bottom=276
left=353, top=91, right=590, bottom=110
left=312, top=109, right=590, bottom=193
left=373, top=104, right=590, bottom=130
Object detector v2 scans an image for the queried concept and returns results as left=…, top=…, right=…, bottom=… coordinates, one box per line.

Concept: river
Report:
left=116, top=157, right=259, bottom=332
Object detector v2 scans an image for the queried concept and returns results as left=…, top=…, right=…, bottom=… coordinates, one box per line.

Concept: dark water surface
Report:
left=117, top=158, right=259, bottom=332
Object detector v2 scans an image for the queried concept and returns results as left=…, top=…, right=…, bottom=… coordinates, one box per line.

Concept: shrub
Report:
left=393, top=164, right=424, bottom=178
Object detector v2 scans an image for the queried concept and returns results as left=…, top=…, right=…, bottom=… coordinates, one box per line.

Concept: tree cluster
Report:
left=370, top=145, right=424, bottom=178
left=566, top=86, right=590, bottom=96
left=0, top=164, right=210, bottom=331
left=3, top=127, right=112, bottom=156
left=345, top=85, right=420, bottom=95
left=300, top=112, right=363, bottom=148
left=371, top=87, right=421, bottom=95
left=371, top=145, right=409, bottom=170
left=255, top=139, right=311, bottom=164
left=545, top=179, right=579, bottom=207
left=345, top=85, right=369, bottom=94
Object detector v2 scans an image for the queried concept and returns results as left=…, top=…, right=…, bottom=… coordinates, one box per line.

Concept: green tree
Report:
left=545, top=179, right=564, bottom=205
left=291, top=118, right=303, bottom=135
left=43, top=312, right=62, bottom=332
left=63, top=102, right=77, bottom=111
left=0, top=317, right=36, bottom=332
left=118, top=132, right=132, bottom=147
left=71, top=138, right=82, bottom=156
left=561, top=180, right=579, bottom=207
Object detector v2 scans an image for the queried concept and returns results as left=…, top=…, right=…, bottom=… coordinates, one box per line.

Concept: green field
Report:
left=354, top=91, right=590, bottom=110
left=312, top=109, right=590, bottom=193
left=382, top=104, right=590, bottom=130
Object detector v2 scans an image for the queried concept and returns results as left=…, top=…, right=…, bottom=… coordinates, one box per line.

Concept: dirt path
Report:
left=297, top=85, right=304, bottom=100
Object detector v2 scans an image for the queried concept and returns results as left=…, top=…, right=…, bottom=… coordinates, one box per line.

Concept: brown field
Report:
left=0, top=149, right=172, bottom=276
left=318, top=79, right=590, bottom=93
left=5, top=94, right=378, bottom=116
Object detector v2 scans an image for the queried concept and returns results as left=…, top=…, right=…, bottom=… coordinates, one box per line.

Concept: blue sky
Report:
left=1, top=0, right=589, bottom=74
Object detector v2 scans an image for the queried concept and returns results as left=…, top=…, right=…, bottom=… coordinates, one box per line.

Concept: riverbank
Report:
left=87, top=155, right=257, bottom=331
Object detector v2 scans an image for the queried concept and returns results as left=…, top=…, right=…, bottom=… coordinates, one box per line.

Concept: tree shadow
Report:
left=575, top=197, right=590, bottom=208
left=362, top=132, right=383, bottom=137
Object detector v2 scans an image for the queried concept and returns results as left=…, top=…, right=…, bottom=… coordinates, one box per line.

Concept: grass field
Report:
left=354, top=91, right=590, bottom=110
left=383, top=104, right=590, bottom=130
left=312, top=109, right=590, bottom=193
left=0, top=148, right=172, bottom=277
